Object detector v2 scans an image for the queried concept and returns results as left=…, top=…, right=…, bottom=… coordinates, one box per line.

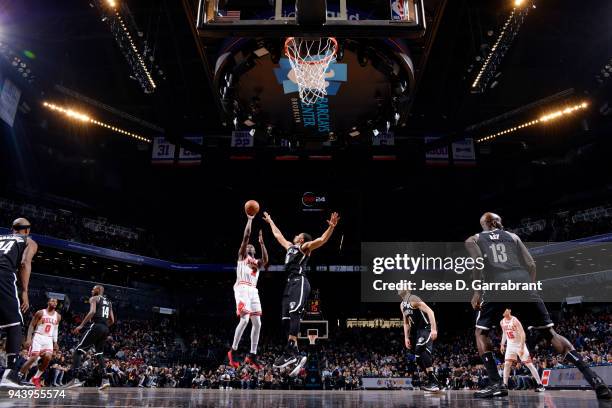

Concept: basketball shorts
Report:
left=505, top=342, right=531, bottom=362
left=29, top=334, right=54, bottom=357
left=75, top=323, right=109, bottom=354
left=411, top=328, right=434, bottom=356
left=234, top=284, right=262, bottom=316
left=0, top=272, right=23, bottom=328
left=281, top=274, right=311, bottom=319
left=475, top=269, right=554, bottom=331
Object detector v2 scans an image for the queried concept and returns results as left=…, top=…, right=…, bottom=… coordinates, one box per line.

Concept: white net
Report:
left=284, top=37, right=338, bottom=105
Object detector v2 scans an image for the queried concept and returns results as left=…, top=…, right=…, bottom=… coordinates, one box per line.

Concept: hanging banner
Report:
left=178, top=136, right=203, bottom=166
left=0, top=79, right=21, bottom=127
left=425, top=136, right=449, bottom=165
left=151, top=137, right=176, bottom=165
left=372, top=131, right=395, bottom=146
left=452, top=138, right=476, bottom=165
left=231, top=130, right=254, bottom=147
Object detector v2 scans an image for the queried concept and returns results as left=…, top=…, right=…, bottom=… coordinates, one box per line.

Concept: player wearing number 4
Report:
left=20, top=298, right=61, bottom=388
left=64, top=285, right=114, bottom=390
left=499, top=309, right=544, bottom=392
left=466, top=212, right=610, bottom=400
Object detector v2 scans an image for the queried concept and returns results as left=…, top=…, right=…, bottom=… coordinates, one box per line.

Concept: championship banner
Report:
left=452, top=138, right=476, bottom=165
left=151, top=137, right=176, bottom=165
left=362, top=377, right=413, bottom=389
left=425, top=136, right=449, bottom=165
left=372, top=131, right=395, bottom=146
left=178, top=136, right=203, bottom=166
left=231, top=130, right=254, bottom=147
left=0, top=79, right=21, bottom=127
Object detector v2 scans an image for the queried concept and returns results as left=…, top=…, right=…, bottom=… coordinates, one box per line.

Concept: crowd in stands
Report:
left=7, top=306, right=609, bottom=390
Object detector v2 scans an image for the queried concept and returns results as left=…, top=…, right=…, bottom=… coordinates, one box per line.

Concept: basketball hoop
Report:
left=307, top=329, right=319, bottom=345
left=284, top=37, right=338, bottom=105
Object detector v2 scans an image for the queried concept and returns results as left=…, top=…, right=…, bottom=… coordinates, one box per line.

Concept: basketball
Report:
left=244, top=200, right=260, bottom=216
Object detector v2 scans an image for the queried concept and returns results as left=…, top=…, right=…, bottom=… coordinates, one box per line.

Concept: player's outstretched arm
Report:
left=262, top=212, right=292, bottom=249
left=19, top=238, right=38, bottom=313
left=258, top=230, right=269, bottom=269
left=109, top=308, right=115, bottom=326
left=53, top=314, right=61, bottom=351
left=302, top=212, right=340, bottom=253
left=238, top=215, right=254, bottom=259
left=402, top=305, right=411, bottom=349
left=515, top=317, right=526, bottom=347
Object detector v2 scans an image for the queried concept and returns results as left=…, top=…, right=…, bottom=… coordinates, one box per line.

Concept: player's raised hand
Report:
left=431, top=329, right=438, bottom=341
left=262, top=212, right=272, bottom=224
left=327, top=212, right=340, bottom=227
left=20, top=292, right=29, bottom=313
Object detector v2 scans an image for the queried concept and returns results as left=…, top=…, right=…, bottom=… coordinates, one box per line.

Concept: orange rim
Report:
left=284, top=37, right=338, bottom=66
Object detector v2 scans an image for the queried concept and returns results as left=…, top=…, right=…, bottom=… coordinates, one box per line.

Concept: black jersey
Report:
left=0, top=234, right=27, bottom=277
left=92, top=295, right=113, bottom=325
left=401, top=296, right=430, bottom=330
left=476, top=229, right=523, bottom=273
left=284, top=244, right=309, bottom=276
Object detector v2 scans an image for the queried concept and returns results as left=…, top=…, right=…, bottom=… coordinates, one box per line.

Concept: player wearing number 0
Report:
left=0, top=218, right=38, bottom=390
left=64, top=285, right=114, bottom=390
left=227, top=214, right=269, bottom=371
left=465, top=212, right=610, bottom=399
left=500, top=308, right=545, bottom=392
left=20, top=298, right=61, bottom=388
left=263, top=211, right=339, bottom=376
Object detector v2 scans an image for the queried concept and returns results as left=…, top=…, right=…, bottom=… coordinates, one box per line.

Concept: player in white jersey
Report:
left=228, top=214, right=268, bottom=370
left=499, top=308, right=545, bottom=392
left=20, top=298, right=61, bottom=388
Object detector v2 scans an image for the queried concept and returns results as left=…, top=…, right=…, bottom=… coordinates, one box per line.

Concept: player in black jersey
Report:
left=0, top=218, right=38, bottom=390
left=465, top=212, right=610, bottom=400
left=399, top=290, right=442, bottom=392
left=64, top=285, right=115, bottom=390
left=263, top=211, right=339, bottom=375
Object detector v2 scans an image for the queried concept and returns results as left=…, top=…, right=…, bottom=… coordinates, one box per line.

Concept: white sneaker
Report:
left=63, top=378, right=85, bottom=389
left=98, top=379, right=111, bottom=391
left=289, top=356, right=307, bottom=377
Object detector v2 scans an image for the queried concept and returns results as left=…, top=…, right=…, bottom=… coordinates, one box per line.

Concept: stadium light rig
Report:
left=476, top=101, right=589, bottom=143
left=95, top=0, right=156, bottom=94
left=43, top=101, right=151, bottom=143
left=471, top=1, right=532, bottom=93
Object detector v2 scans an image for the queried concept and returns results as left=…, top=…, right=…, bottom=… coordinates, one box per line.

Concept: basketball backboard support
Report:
left=197, top=0, right=426, bottom=38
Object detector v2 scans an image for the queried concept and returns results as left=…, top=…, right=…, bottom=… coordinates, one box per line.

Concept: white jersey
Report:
left=235, top=256, right=260, bottom=287
left=501, top=316, right=522, bottom=346
left=34, top=309, right=59, bottom=339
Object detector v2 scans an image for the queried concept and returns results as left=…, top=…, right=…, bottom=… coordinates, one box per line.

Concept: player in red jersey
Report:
left=499, top=309, right=544, bottom=392
left=20, top=298, right=61, bottom=388
left=228, top=214, right=268, bottom=370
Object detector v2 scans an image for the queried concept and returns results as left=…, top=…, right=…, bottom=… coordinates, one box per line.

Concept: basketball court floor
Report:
left=0, top=389, right=606, bottom=408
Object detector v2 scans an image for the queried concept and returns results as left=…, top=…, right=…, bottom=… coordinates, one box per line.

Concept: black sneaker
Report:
left=273, top=348, right=298, bottom=368
left=595, top=383, right=611, bottom=400
left=535, top=384, right=545, bottom=392
left=245, top=353, right=263, bottom=370
left=0, top=370, right=34, bottom=390
left=421, top=383, right=442, bottom=392
left=474, top=382, right=508, bottom=398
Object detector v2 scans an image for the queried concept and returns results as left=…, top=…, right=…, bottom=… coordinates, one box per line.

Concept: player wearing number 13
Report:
left=64, top=285, right=114, bottom=390
left=465, top=212, right=610, bottom=400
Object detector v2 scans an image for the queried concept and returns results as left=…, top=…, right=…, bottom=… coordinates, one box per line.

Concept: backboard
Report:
left=197, top=0, right=426, bottom=38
